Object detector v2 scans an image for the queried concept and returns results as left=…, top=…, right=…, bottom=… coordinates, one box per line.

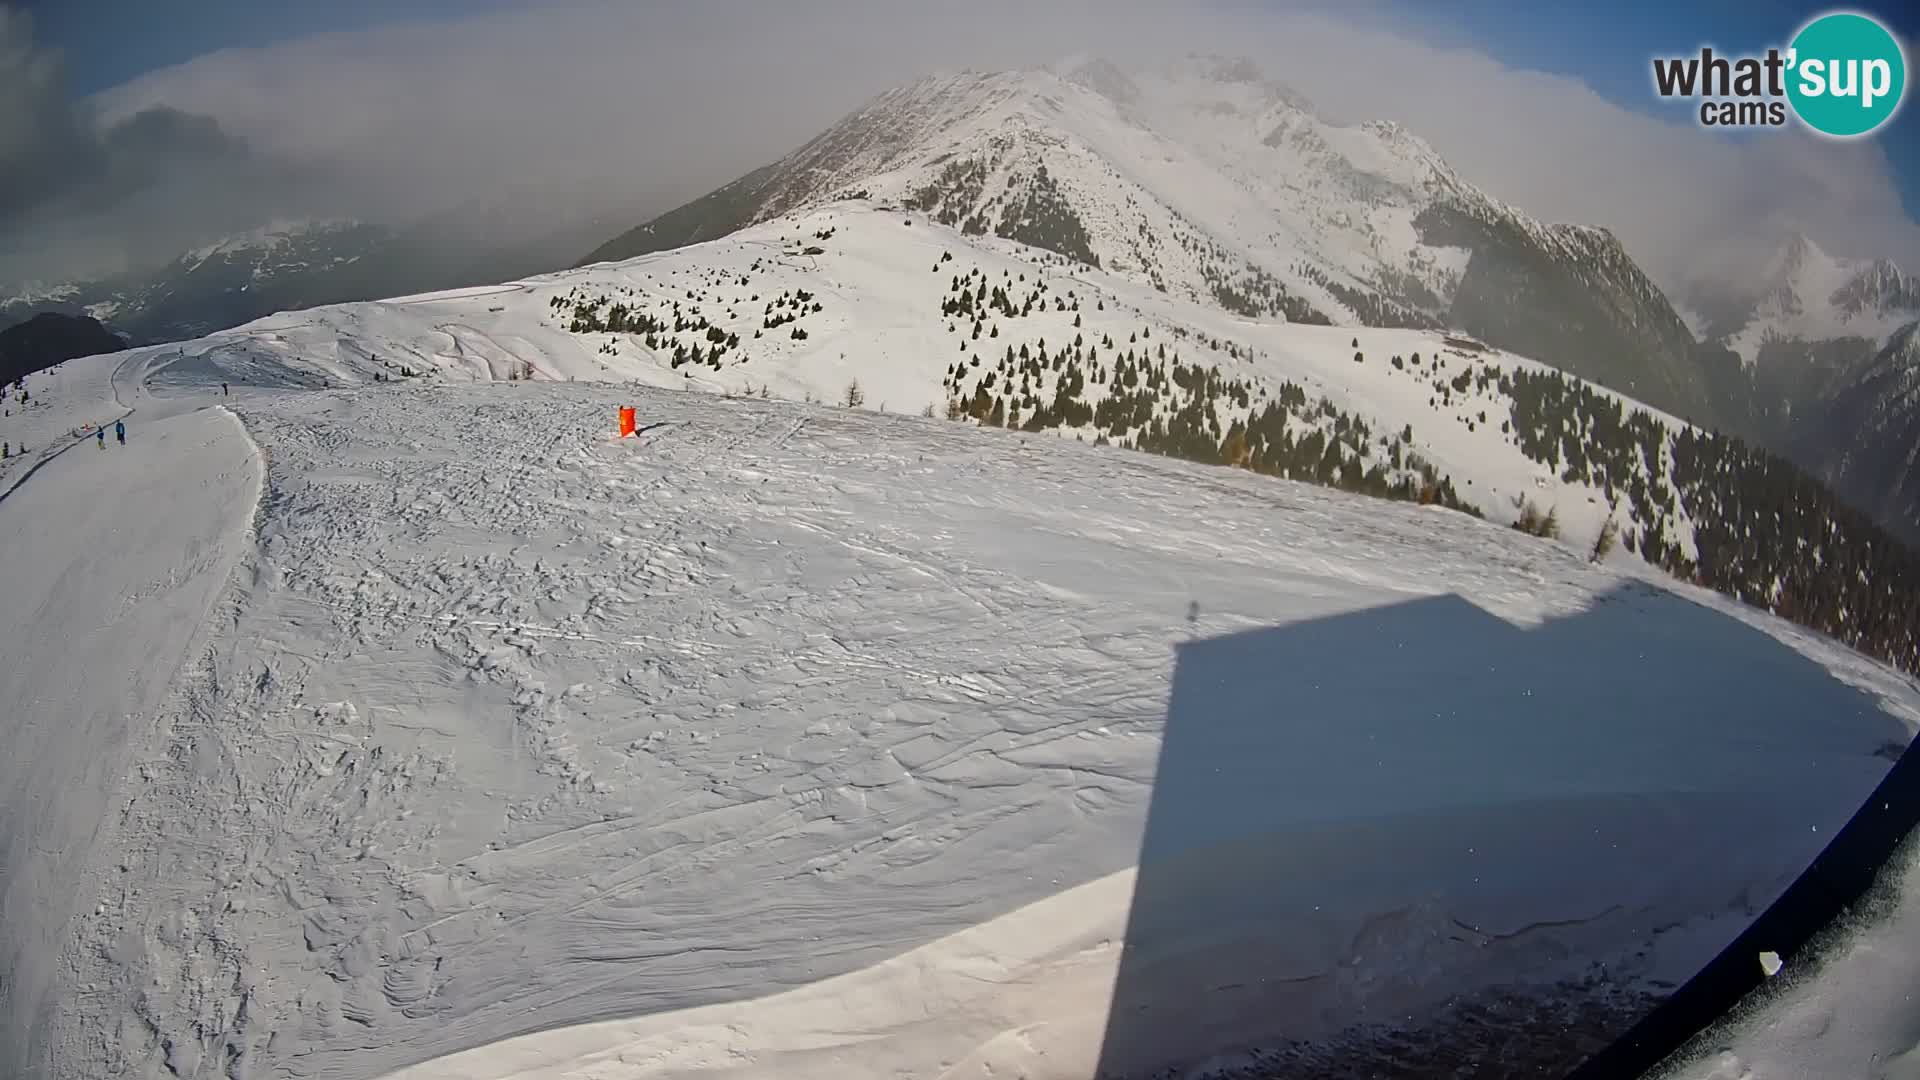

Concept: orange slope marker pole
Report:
left=618, top=406, right=636, bottom=438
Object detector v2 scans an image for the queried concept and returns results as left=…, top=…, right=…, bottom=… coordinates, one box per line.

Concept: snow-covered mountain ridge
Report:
left=583, top=56, right=1711, bottom=424
left=1, top=221, right=397, bottom=343
left=1685, top=231, right=1920, bottom=543
left=1711, top=232, right=1920, bottom=366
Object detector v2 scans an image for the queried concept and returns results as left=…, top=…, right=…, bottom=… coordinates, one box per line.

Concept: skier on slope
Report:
left=96, top=428, right=105, bottom=449
left=115, top=420, right=125, bottom=446
left=222, top=382, right=229, bottom=396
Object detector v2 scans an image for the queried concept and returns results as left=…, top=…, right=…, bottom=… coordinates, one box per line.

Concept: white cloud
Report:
left=31, top=0, right=1920, bottom=304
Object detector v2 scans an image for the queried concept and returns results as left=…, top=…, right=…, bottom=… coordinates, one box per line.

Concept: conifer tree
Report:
left=1590, top=515, right=1620, bottom=563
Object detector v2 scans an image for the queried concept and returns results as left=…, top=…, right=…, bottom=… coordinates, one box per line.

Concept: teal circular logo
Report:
left=1787, top=12, right=1907, bottom=137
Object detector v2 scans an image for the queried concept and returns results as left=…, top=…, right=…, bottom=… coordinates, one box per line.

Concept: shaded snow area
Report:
left=1658, top=829, right=1920, bottom=1080
left=5, top=367, right=1920, bottom=1080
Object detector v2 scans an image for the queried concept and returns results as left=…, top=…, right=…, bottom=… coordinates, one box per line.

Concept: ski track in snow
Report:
left=0, top=352, right=141, bottom=504
left=52, top=384, right=1226, bottom=1080
left=0, top=356, right=262, bottom=1079
left=6, top=370, right=1920, bottom=1077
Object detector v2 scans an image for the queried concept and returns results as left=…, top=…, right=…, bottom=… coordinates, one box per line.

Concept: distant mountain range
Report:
left=2, top=222, right=400, bottom=344
left=0, top=197, right=652, bottom=348
left=1702, top=232, right=1920, bottom=363
left=1681, top=232, right=1920, bottom=539
left=0, top=313, right=128, bottom=386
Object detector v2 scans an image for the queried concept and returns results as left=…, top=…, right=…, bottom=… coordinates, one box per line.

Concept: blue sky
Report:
left=26, top=0, right=1920, bottom=217
left=23, top=0, right=522, bottom=93
left=1377, top=0, right=1920, bottom=215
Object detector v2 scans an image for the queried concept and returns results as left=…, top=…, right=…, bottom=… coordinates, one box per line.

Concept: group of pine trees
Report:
left=940, top=263, right=1084, bottom=324
left=1292, top=260, right=1442, bottom=329
left=761, top=289, right=822, bottom=333
left=1186, top=229, right=1329, bottom=324
left=906, top=158, right=994, bottom=234
left=553, top=280, right=820, bottom=372
left=939, top=321, right=1475, bottom=516
left=907, top=156, right=1101, bottom=269
left=1485, top=361, right=1920, bottom=673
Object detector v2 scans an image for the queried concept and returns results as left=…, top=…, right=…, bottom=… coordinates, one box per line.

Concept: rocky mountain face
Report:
left=1703, top=233, right=1920, bottom=362
left=1795, top=322, right=1920, bottom=541
left=1673, top=233, right=1920, bottom=542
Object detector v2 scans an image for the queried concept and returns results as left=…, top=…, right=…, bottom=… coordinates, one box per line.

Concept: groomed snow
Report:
left=1, top=351, right=135, bottom=500
left=377, top=868, right=1138, bottom=1080
left=0, top=360, right=262, bottom=1077
left=5, top=341, right=1917, bottom=1078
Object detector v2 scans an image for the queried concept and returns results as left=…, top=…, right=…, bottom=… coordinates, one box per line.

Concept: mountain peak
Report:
left=1837, top=257, right=1918, bottom=312
left=180, top=219, right=366, bottom=266
left=1712, top=231, right=1920, bottom=364
left=1154, top=53, right=1316, bottom=112
left=581, top=54, right=1715, bottom=421
left=1054, top=55, right=1140, bottom=105
left=1753, top=230, right=1840, bottom=321
left=1778, top=229, right=1819, bottom=270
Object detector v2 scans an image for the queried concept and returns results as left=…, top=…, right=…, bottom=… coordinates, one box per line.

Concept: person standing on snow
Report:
left=115, top=420, right=125, bottom=445
left=96, top=428, right=105, bottom=449
left=222, top=382, right=229, bottom=396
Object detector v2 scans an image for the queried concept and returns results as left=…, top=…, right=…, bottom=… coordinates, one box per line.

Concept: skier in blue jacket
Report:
left=115, top=420, right=125, bottom=445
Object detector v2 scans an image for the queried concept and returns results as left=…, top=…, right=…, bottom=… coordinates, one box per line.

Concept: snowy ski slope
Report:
left=4, top=330, right=1920, bottom=1078
left=0, top=350, right=262, bottom=1076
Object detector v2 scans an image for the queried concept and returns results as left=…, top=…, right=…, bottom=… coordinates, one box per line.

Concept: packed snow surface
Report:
left=4, top=334, right=1918, bottom=1080
left=1, top=350, right=262, bottom=1074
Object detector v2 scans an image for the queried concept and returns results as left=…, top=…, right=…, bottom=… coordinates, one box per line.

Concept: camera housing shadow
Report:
left=1095, top=582, right=1909, bottom=1079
